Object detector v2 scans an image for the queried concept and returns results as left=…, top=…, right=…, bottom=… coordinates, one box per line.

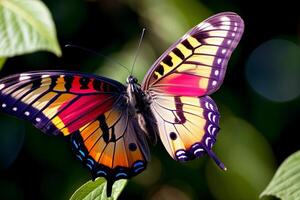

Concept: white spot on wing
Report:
left=194, top=148, right=204, bottom=155
left=208, top=112, right=213, bottom=121
left=176, top=150, right=185, bottom=156
left=12, top=107, right=17, bottom=111
left=209, top=103, right=214, bottom=111
left=212, top=81, right=217, bottom=86
left=19, top=74, right=31, bottom=81
left=227, top=40, right=232, bottom=45
left=222, top=49, right=227, bottom=54
left=36, top=117, right=41, bottom=122
left=0, top=84, right=5, bottom=90
left=207, top=124, right=213, bottom=134
left=217, top=58, right=222, bottom=64
left=25, top=111, right=30, bottom=116
left=214, top=70, right=219, bottom=76
left=201, top=22, right=214, bottom=30
left=2, top=103, right=6, bottom=108
left=205, top=102, right=210, bottom=109
left=222, top=21, right=231, bottom=26
left=221, top=16, right=230, bottom=21
left=205, top=137, right=211, bottom=146
left=232, top=33, right=236, bottom=37
left=234, top=27, right=238, bottom=31
left=212, top=127, right=217, bottom=135
left=212, top=115, right=217, bottom=123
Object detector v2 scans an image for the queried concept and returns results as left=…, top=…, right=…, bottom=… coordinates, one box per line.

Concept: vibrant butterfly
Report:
left=0, top=12, right=244, bottom=196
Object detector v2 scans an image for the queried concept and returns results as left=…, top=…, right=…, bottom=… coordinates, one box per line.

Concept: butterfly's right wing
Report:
left=149, top=93, right=225, bottom=169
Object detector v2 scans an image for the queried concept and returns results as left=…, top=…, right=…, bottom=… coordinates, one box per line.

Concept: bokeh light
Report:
left=150, top=184, right=192, bottom=200
left=246, top=39, right=300, bottom=102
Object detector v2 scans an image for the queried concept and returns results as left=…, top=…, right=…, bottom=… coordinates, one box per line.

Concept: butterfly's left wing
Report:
left=142, top=12, right=244, bottom=168
left=0, top=71, right=150, bottom=195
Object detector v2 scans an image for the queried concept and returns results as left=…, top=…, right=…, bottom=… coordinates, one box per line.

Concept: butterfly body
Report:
left=126, top=75, right=158, bottom=144
left=0, top=12, right=244, bottom=196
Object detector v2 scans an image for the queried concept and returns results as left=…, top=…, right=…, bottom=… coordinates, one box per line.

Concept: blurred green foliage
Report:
left=0, top=0, right=299, bottom=200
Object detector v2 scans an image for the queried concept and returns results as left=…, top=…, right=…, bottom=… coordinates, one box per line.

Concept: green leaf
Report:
left=0, top=0, right=61, bottom=57
left=260, top=150, right=300, bottom=200
left=70, top=178, right=127, bottom=200
left=0, top=57, right=6, bottom=70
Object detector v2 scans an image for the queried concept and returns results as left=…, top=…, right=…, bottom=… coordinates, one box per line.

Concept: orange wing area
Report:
left=0, top=71, right=124, bottom=136
left=71, top=104, right=150, bottom=183
left=142, top=12, right=244, bottom=97
left=150, top=93, right=226, bottom=170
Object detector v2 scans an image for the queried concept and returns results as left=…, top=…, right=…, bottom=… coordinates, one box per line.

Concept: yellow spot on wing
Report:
left=187, top=37, right=201, bottom=48
left=22, top=87, right=50, bottom=106
left=161, top=62, right=172, bottom=75
left=176, top=43, right=192, bottom=57
left=54, top=75, right=66, bottom=92
left=169, top=52, right=182, bottom=67
left=52, top=116, right=70, bottom=135
left=195, top=45, right=219, bottom=55
left=199, top=78, right=209, bottom=89
left=32, top=91, right=57, bottom=110
left=11, top=84, right=33, bottom=99
left=42, top=93, right=76, bottom=118
left=177, top=63, right=212, bottom=78
left=187, top=55, right=215, bottom=66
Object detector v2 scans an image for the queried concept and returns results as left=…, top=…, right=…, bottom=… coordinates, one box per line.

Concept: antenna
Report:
left=64, top=44, right=130, bottom=73
left=130, top=28, right=146, bottom=75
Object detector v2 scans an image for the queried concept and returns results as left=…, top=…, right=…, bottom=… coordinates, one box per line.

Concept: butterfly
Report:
left=0, top=12, right=244, bottom=196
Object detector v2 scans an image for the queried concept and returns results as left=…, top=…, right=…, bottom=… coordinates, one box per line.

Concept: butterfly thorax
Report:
left=126, top=75, right=158, bottom=144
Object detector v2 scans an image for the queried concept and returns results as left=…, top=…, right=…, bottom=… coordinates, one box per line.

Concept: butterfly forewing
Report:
left=142, top=12, right=244, bottom=96
left=0, top=71, right=123, bottom=135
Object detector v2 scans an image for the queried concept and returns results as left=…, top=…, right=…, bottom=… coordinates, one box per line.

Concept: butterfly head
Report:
left=126, top=75, right=138, bottom=84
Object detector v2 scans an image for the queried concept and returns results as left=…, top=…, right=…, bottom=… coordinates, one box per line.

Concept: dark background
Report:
left=0, top=0, right=299, bottom=199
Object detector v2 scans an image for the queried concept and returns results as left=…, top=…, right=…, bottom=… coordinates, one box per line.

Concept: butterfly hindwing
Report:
left=142, top=12, right=244, bottom=97
left=150, top=93, right=223, bottom=167
left=71, top=102, right=149, bottom=182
